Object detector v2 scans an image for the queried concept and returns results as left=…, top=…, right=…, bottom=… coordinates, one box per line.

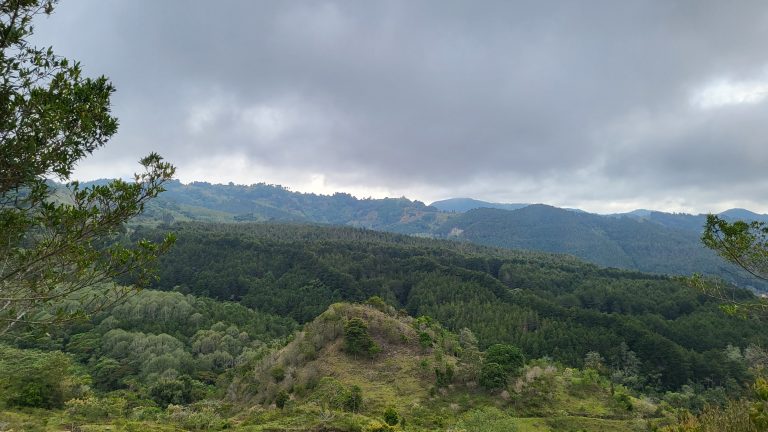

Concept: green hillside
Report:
left=227, top=302, right=661, bottom=431
left=0, top=300, right=681, bottom=431
left=3, top=223, right=767, bottom=431
left=131, top=222, right=765, bottom=390
left=135, top=180, right=446, bottom=234
left=117, top=180, right=768, bottom=290
left=438, top=205, right=767, bottom=290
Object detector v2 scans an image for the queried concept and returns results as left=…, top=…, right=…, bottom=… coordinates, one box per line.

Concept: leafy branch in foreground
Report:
left=690, top=214, right=768, bottom=316
left=0, top=0, right=175, bottom=332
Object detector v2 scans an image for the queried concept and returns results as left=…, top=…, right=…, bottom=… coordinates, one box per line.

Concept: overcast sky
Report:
left=32, top=1, right=768, bottom=213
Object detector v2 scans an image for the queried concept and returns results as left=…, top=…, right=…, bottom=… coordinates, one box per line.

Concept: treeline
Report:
left=129, top=222, right=767, bottom=391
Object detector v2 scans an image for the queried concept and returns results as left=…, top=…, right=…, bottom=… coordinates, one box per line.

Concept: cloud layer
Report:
left=33, top=1, right=768, bottom=213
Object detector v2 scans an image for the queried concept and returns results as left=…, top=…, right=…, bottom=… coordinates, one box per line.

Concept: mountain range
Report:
left=117, top=180, right=767, bottom=290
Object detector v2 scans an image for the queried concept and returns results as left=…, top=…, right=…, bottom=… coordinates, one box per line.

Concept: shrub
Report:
left=480, top=362, right=508, bottom=390
left=275, top=390, right=289, bottom=409
left=661, top=399, right=760, bottom=432
left=366, top=296, right=388, bottom=312
left=92, top=357, right=132, bottom=390
left=383, top=407, right=399, bottom=425
left=435, top=364, right=455, bottom=387
left=419, top=332, right=433, bottom=349
left=65, top=396, right=127, bottom=421
left=148, top=375, right=203, bottom=407
left=614, top=392, right=633, bottom=411
left=270, top=366, right=286, bottom=383
left=167, top=404, right=231, bottom=431
left=455, top=407, right=518, bottom=432
left=363, top=420, right=395, bottom=432
left=311, top=378, right=362, bottom=412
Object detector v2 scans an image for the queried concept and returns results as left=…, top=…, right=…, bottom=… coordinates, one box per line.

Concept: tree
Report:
left=584, top=351, right=606, bottom=373
left=484, top=343, right=525, bottom=375
left=479, top=362, right=507, bottom=390
left=0, top=0, right=175, bottom=333
left=343, top=385, right=363, bottom=412
left=0, top=344, right=82, bottom=408
left=343, top=318, right=379, bottom=358
left=691, top=214, right=768, bottom=316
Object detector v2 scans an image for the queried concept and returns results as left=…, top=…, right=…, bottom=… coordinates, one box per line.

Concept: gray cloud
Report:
left=32, top=0, right=768, bottom=213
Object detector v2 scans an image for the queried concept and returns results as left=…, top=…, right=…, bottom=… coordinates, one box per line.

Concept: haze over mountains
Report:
left=125, top=180, right=768, bottom=291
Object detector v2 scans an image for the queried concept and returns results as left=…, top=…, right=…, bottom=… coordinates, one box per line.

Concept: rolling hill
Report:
left=436, top=204, right=765, bottom=289
left=111, top=180, right=768, bottom=289
left=430, top=197, right=529, bottom=213
left=4, top=222, right=766, bottom=431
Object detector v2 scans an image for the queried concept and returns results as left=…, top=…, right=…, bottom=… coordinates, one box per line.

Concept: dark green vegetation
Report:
left=3, top=223, right=768, bottom=430
left=5, top=1, right=766, bottom=430
left=134, top=222, right=764, bottom=391
left=128, top=180, right=768, bottom=291
left=439, top=205, right=767, bottom=290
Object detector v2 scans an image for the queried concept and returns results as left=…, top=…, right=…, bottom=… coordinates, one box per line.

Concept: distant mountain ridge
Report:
left=430, top=197, right=529, bottom=212
left=436, top=204, right=759, bottom=285
left=134, top=180, right=445, bottom=234
left=77, top=179, right=767, bottom=289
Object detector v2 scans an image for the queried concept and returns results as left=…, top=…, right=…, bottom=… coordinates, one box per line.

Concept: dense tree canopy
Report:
left=125, top=222, right=768, bottom=391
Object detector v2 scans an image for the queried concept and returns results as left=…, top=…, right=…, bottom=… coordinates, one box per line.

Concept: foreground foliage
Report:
left=0, top=0, right=175, bottom=332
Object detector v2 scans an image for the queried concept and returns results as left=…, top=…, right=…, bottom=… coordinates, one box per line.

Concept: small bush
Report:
left=383, top=407, right=399, bottom=425
left=366, top=296, right=388, bottom=312
left=435, top=364, right=455, bottom=387
left=270, top=366, right=286, bottom=382
left=275, top=390, right=289, bottom=409
left=614, top=392, right=633, bottom=411
left=0, top=345, right=84, bottom=409
left=363, top=420, right=395, bottom=432
left=65, top=396, right=127, bottom=421
left=148, top=375, right=204, bottom=407
left=455, top=407, right=518, bottom=432
left=167, top=404, right=231, bottom=431
left=419, top=332, right=433, bottom=349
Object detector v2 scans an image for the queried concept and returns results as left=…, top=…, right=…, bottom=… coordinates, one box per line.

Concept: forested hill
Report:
left=130, top=222, right=765, bottom=391
left=112, top=180, right=768, bottom=287
left=135, top=180, right=445, bottom=234
left=430, top=197, right=529, bottom=212
left=437, top=205, right=764, bottom=290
